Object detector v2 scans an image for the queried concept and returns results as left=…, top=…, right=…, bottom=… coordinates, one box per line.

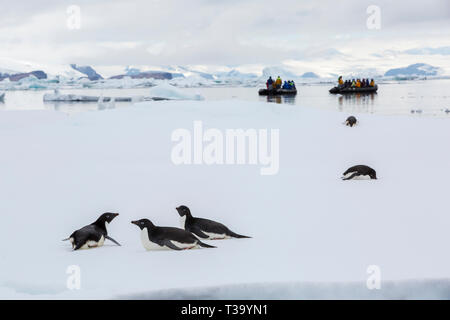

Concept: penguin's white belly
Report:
left=352, top=175, right=371, bottom=180
left=172, top=240, right=199, bottom=249
left=343, top=172, right=371, bottom=180
left=140, top=228, right=198, bottom=251
left=203, top=231, right=230, bottom=240
left=140, top=228, right=165, bottom=250
left=179, top=216, right=186, bottom=229
left=75, top=236, right=105, bottom=250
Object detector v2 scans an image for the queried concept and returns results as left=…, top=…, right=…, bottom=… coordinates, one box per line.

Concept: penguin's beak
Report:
left=131, top=220, right=138, bottom=226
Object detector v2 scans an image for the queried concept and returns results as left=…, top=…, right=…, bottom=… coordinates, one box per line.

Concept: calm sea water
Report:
left=1, top=79, right=450, bottom=117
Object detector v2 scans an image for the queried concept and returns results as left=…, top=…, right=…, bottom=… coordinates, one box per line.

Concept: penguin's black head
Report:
left=176, top=205, right=191, bottom=217
left=370, top=171, right=377, bottom=180
left=97, top=212, right=119, bottom=223
left=131, top=219, right=154, bottom=230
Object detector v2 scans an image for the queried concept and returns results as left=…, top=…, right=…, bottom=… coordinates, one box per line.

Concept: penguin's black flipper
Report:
left=197, top=240, right=216, bottom=248
left=189, top=226, right=210, bottom=239
left=163, top=240, right=183, bottom=251
left=105, top=235, right=121, bottom=246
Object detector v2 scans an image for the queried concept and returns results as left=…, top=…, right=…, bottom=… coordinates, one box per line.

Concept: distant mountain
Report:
left=216, top=69, right=257, bottom=79
left=124, top=66, right=141, bottom=76
left=70, top=64, right=103, bottom=80
left=384, top=63, right=441, bottom=77
left=262, top=66, right=298, bottom=79
left=110, top=71, right=173, bottom=80
left=404, top=47, right=450, bottom=55
left=175, top=66, right=214, bottom=80
left=0, top=70, right=47, bottom=82
left=300, top=72, right=319, bottom=78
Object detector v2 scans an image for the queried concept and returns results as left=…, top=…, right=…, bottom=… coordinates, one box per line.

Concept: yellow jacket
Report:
left=370, top=80, right=375, bottom=87
left=356, top=80, right=361, bottom=88
left=275, top=78, right=282, bottom=87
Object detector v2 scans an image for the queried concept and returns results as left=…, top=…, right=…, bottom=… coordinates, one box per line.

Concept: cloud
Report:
left=0, top=0, right=449, bottom=73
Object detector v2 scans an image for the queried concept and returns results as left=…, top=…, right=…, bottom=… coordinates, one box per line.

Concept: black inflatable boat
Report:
left=329, top=85, right=378, bottom=94
left=258, top=88, right=297, bottom=96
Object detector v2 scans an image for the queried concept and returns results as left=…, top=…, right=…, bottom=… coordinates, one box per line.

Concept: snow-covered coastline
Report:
left=1, top=100, right=450, bottom=299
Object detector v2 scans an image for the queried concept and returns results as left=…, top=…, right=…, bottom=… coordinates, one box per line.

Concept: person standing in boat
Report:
left=266, top=76, right=274, bottom=90
left=356, top=79, right=361, bottom=88
left=370, top=79, right=375, bottom=87
left=275, top=76, right=282, bottom=89
left=338, top=76, right=344, bottom=87
left=351, top=79, right=356, bottom=87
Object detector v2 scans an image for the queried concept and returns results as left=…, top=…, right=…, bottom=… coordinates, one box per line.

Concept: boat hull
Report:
left=329, top=85, right=378, bottom=94
left=258, top=88, right=297, bottom=96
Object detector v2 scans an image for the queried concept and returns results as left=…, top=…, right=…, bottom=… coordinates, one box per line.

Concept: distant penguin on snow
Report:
left=342, top=165, right=377, bottom=180
left=345, top=116, right=357, bottom=127
left=63, top=213, right=121, bottom=250
left=131, top=219, right=216, bottom=251
left=176, top=205, right=251, bottom=240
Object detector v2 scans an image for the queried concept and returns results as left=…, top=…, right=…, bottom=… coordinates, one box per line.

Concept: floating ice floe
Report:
left=148, top=83, right=204, bottom=100
left=43, top=89, right=144, bottom=102
left=97, top=95, right=115, bottom=110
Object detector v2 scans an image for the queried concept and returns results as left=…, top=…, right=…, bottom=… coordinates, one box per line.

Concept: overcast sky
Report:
left=1, top=0, right=450, bottom=75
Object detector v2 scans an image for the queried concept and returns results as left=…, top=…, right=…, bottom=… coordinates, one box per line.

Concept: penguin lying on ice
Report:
left=344, top=116, right=357, bottom=127
left=131, top=219, right=216, bottom=251
left=63, top=212, right=121, bottom=250
left=176, top=205, right=251, bottom=240
left=342, top=165, right=377, bottom=180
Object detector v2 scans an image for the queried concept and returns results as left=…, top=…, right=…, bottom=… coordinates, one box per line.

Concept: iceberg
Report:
left=148, top=83, right=204, bottom=100
left=43, top=89, right=144, bottom=102
left=384, top=63, right=442, bottom=78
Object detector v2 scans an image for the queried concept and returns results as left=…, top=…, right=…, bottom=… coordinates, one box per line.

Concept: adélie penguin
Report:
left=63, top=212, right=121, bottom=250
left=176, top=205, right=251, bottom=240
left=342, top=165, right=377, bottom=180
left=344, top=116, right=357, bottom=127
left=131, top=219, right=216, bottom=251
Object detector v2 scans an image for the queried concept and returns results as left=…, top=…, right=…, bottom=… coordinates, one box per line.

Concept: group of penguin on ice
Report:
left=64, top=115, right=376, bottom=252
left=64, top=205, right=250, bottom=251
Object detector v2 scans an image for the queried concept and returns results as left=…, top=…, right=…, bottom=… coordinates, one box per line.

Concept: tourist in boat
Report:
left=351, top=79, right=356, bottom=87
left=370, top=79, right=375, bottom=87
left=282, top=81, right=290, bottom=89
left=338, top=76, right=344, bottom=86
left=275, top=76, right=282, bottom=89
left=356, top=79, right=361, bottom=88
left=361, top=79, right=366, bottom=87
left=266, top=76, right=274, bottom=90
left=290, top=80, right=296, bottom=89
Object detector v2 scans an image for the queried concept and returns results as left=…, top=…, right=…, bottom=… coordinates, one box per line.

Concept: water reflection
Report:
left=44, top=101, right=120, bottom=114
left=260, top=95, right=296, bottom=105
left=337, top=92, right=376, bottom=113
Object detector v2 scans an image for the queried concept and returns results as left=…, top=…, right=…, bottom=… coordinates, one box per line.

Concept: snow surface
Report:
left=0, top=100, right=450, bottom=299
left=148, top=83, right=204, bottom=100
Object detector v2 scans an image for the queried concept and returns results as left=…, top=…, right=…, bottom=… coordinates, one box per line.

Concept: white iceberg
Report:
left=43, top=89, right=143, bottom=102
left=148, top=83, right=204, bottom=100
